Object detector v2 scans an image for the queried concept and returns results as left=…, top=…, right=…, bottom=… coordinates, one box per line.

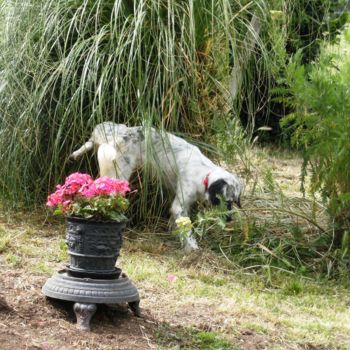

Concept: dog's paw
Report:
left=183, top=235, right=199, bottom=254
left=69, top=151, right=79, bottom=161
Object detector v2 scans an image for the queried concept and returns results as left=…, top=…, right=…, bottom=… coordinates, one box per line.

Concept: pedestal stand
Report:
left=42, top=269, right=140, bottom=331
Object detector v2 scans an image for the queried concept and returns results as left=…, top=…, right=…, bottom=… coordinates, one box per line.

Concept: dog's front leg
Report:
left=170, top=198, right=199, bottom=253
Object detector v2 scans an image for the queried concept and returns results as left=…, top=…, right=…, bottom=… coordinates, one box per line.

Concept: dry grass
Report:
left=0, top=149, right=349, bottom=349
left=1, top=226, right=349, bottom=349
left=0, top=220, right=349, bottom=349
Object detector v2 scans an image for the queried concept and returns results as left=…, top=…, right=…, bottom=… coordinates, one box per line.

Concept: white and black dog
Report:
left=70, top=122, right=242, bottom=252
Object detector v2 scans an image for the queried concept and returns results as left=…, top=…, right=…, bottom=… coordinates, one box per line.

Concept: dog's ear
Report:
left=208, top=179, right=227, bottom=206
left=236, top=194, right=242, bottom=208
left=226, top=184, right=242, bottom=208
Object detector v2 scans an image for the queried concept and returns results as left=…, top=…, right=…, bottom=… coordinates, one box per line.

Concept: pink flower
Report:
left=93, top=177, right=130, bottom=196
left=167, top=274, right=178, bottom=283
left=46, top=173, right=131, bottom=220
left=63, top=172, right=93, bottom=195
left=46, top=192, right=64, bottom=207
left=79, top=183, right=97, bottom=198
left=46, top=173, right=93, bottom=206
left=65, top=172, right=93, bottom=185
left=47, top=173, right=131, bottom=204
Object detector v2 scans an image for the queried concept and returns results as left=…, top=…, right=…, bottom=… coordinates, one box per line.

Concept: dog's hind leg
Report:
left=70, top=140, right=94, bottom=160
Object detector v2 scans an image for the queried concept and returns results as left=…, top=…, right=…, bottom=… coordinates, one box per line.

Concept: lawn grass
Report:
left=0, top=149, right=349, bottom=349
left=1, top=213, right=348, bottom=349
left=120, top=242, right=350, bottom=349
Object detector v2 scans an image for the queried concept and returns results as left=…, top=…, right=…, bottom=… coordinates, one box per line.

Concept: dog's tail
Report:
left=97, top=144, right=119, bottom=178
left=69, top=139, right=94, bottom=160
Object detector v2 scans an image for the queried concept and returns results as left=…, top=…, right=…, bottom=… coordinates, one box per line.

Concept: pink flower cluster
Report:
left=46, top=172, right=130, bottom=209
left=80, top=176, right=131, bottom=198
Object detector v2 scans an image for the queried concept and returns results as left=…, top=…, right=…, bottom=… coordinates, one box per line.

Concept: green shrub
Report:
left=287, top=0, right=349, bottom=64
left=239, top=0, right=349, bottom=143
left=281, top=28, right=350, bottom=243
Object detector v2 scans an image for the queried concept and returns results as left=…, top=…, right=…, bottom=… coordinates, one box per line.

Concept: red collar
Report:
left=203, top=173, right=210, bottom=191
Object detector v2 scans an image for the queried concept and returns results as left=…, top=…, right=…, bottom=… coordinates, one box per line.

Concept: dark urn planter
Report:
left=65, top=216, right=125, bottom=279
left=42, top=216, right=140, bottom=331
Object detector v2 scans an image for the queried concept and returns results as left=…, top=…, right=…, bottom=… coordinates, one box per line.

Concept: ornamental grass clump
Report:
left=47, top=173, right=130, bottom=222
left=0, top=0, right=271, bottom=212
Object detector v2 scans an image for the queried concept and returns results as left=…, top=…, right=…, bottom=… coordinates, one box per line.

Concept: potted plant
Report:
left=47, top=172, right=131, bottom=278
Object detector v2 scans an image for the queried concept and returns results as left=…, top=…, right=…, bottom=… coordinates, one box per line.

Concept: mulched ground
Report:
left=0, top=263, right=280, bottom=350
left=0, top=267, right=158, bottom=350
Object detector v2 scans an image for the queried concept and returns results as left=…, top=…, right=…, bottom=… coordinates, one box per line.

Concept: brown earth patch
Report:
left=0, top=267, right=159, bottom=350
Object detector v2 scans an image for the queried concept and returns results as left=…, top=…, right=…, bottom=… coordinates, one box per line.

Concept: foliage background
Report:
left=238, top=0, right=349, bottom=141
left=0, top=0, right=349, bottom=275
left=0, top=0, right=266, bottom=209
left=0, top=0, right=347, bottom=206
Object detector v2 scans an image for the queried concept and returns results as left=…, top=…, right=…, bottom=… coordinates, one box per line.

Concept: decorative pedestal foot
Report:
left=73, top=302, right=97, bottom=331
left=128, top=300, right=141, bottom=317
left=42, top=270, right=140, bottom=331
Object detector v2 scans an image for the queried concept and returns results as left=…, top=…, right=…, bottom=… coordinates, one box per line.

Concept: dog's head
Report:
left=206, top=171, right=242, bottom=219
